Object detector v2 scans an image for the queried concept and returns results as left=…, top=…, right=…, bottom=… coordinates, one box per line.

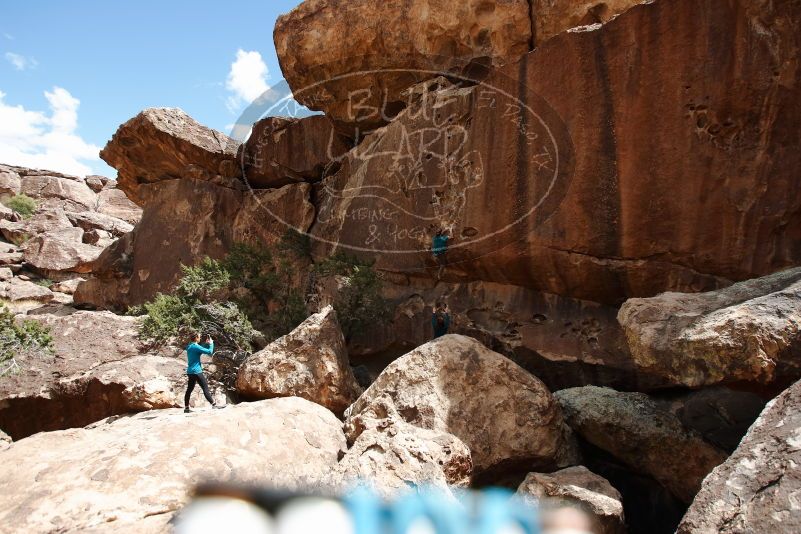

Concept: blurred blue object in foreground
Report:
left=174, top=484, right=540, bottom=534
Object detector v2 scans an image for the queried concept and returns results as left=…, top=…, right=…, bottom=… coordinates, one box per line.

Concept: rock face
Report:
left=20, top=174, right=97, bottom=211
left=619, top=267, right=801, bottom=390
left=22, top=226, right=104, bottom=273
left=336, top=420, right=472, bottom=497
left=0, top=397, right=346, bottom=533
left=517, top=466, right=625, bottom=534
left=306, top=0, right=801, bottom=305
left=75, top=179, right=315, bottom=310
left=236, top=306, right=361, bottom=415
left=274, top=0, right=532, bottom=131
left=529, top=0, right=643, bottom=44
left=95, top=187, right=142, bottom=224
left=342, top=278, right=643, bottom=392
left=239, top=115, right=351, bottom=187
left=556, top=386, right=728, bottom=504
left=677, top=379, right=801, bottom=534
left=653, top=387, right=766, bottom=453
left=0, top=311, right=212, bottom=440
left=99, top=108, right=242, bottom=205
left=344, top=334, right=579, bottom=475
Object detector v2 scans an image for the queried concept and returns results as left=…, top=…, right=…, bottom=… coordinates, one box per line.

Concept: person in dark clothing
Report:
left=432, top=302, right=450, bottom=339
left=184, top=332, right=223, bottom=413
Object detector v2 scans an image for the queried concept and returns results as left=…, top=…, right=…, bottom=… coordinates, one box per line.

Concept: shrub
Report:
left=4, top=194, right=37, bottom=219
left=136, top=235, right=390, bottom=350
left=313, top=252, right=390, bottom=340
left=0, top=306, right=53, bottom=376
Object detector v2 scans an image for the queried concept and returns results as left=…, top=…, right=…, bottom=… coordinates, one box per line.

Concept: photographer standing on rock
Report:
left=184, top=332, right=224, bottom=413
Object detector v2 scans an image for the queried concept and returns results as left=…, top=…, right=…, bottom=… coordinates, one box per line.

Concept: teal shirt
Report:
left=186, top=341, right=213, bottom=375
left=432, top=235, right=449, bottom=256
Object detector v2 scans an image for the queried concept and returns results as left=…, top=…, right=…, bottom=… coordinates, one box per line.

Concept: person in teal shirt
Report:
left=432, top=229, right=450, bottom=279
left=184, top=332, right=223, bottom=413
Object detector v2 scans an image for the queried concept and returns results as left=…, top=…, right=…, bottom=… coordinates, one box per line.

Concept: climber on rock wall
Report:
left=432, top=228, right=450, bottom=279
left=184, top=332, right=224, bottom=413
left=431, top=302, right=451, bottom=339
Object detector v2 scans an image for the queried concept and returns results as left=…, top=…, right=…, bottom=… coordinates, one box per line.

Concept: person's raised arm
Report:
left=195, top=337, right=214, bottom=355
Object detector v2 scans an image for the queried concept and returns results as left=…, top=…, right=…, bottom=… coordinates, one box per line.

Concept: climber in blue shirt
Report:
left=432, top=229, right=450, bottom=279
left=184, top=332, right=224, bottom=413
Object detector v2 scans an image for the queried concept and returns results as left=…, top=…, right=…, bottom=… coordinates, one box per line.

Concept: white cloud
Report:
left=225, top=49, right=269, bottom=112
left=0, top=87, right=101, bottom=176
left=5, top=52, right=37, bottom=71
left=3, top=33, right=13, bottom=40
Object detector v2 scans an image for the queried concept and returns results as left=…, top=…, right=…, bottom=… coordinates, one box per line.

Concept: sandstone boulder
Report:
left=654, top=387, right=766, bottom=452
left=240, top=115, right=351, bottom=188
left=619, top=268, right=801, bottom=389
left=336, top=420, right=472, bottom=497
left=0, top=311, right=212, bottom=439
left=344, top=334, right=580, bottom=475
left=308, top=0, right=801, bottom=304
left=0, top=397, right=346, bottom=532
left=342, top=278, right=641, bottom=392
left=67, top=210, right=134, bottom=236
left=236, top=306, right=361, bottom=415
left=100, top=108, right=242, bottom=205
left=0, top=429, right=9, bottom=451
left=95, top=187, right=142, bottom=224
left=19, top=174, right=97, bottom=210
left=274, top=0, right=532, bottom=131
left=517, top=466, right=625, bottom=534
left=0, top=208, right=73, bottom=243
left=0, top=277, right=54, bottom=303
left=529, top=0, right=643, bottom=44
left=556, top=386, right=728, bottom=503
left=75, top=178, right=315, bottom=310
left=677, top=379, right=801, bottom=534
left=22, top=227, right=104, bottom=273
left=0, top=167, right=21, bottom=199
left=84, top=174, right=110, bottom=193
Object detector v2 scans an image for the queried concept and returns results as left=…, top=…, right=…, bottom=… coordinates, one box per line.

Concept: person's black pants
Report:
left=185, top=373, right=214, bottom=407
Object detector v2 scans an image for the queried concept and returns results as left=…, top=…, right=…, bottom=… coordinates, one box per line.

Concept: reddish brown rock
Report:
left=274, top=0, right=532, bottom=131
left=556, top=386, right=728, bottom=504
left=344, top=334, right=580, bottom=475
left=239, top=115, right=351, bottom=188
left=236, top=306, right=361, bottom=415
left=0, top=310, right=221, bottom=440
left=337, top=275, right=642, bottom=392
left=0, top=397, right=346, bottom=532
left=84, top=175, right=110, bottom=193
left=677, top=379, right=801, bottom=534
left=75, top=178, right=314, bottom=310
left=95, top=187, right=142, bottom=224
left=22, top=227, right=104, bottom=273
left=99, top=108, right=243, bottom=205
left=529, top=0, right=643, bottom=44
left=517, top=466, right=625, bottom=534
left=309, top=0, right=801, bottom=304
left=19, top=174, right=97, bottom=211
left=619, top=268, right=801, bottom=390
left=336, top=421, right=472, bottom=498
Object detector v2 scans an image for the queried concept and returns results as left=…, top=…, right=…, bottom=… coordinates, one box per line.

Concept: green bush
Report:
left=0, top=306, right=53, bottom=376
left=136, top=235, right=390, bottom=349
left=314, top=252, right=390, bottom=340
left=4, top=194, right=37, bottom=219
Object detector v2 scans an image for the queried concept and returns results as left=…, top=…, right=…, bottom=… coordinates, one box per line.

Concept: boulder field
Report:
left=1, top=0, right=801, bottom=533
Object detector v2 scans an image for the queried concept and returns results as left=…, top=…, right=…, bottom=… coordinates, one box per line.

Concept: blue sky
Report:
left=0, top=0, right=302, bottom=177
